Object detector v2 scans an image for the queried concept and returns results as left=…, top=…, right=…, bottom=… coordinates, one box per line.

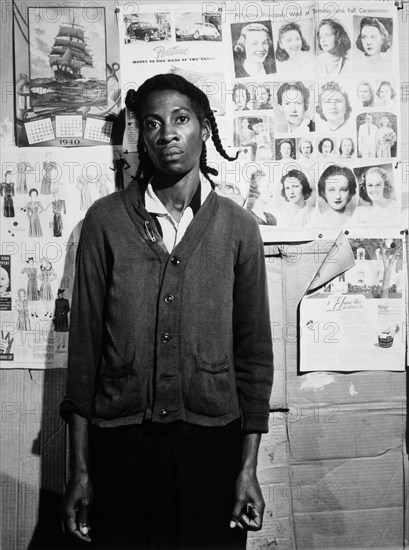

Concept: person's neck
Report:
left=151, top=170, right=200, bottom=222
left=329, top=118, right=345, bottom=131
left=290, top=199, right=306, bottom=210
left=243, top=58, right=264, bottom=75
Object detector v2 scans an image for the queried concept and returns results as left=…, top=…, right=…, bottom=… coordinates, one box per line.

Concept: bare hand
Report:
left=230, top=468, right=265, bottom=531
left=61, top=472, right=93, bottom=543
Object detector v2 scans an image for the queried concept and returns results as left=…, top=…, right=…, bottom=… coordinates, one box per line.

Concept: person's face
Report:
left=29, top=190, right=38, bottom=200
left=319, top=24, right=336, bottom=52
left=358, top=84, right=371, bottom=103
left=324, top=174, right=350, bottom=211
left=280, top=142, right=292, bottom=158
left=233, top=88, right=248, bottom=109
left=18, top=290, right=26, bottom=299
left=341, top=139, right=353, bottom=157
left=360, top=25, right=383, bottom=56
left=300, top=141, right=312, bottom=158
left=366, top=114, right=373, bottom=125
left=280, top=29, right=302, bottom=58
left=381, top=117, right=389, bottom=127
left=244, top=30, right=269, bottom=64
left=280, top=89, right=306, bottom=127
left=241, top=118, right=249, bottom=128
left=379, top=85, right=392, bottom=101
left=141, top=90, right=209, bottom=179
left=321, top=140, right=333, bottom=156
left=322, top=90, right=347, bottom=124
left=0, top=268, right=9, bottom=296
left=257, top=86, right=269, bottom=105
left=365, top=171, right=386, bottom=203
left=284, top=177, right=304, bottom=205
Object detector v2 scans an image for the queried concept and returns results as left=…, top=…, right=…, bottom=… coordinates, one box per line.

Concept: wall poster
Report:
left=1, top=0, right=407, bottom=371
left=13, top=1, right=123, bottom=147
left=299, top=233, right=407, bottom=371
left=118, top=1, right=406, bottom=243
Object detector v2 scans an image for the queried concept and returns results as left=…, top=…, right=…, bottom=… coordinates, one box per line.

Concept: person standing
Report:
left=60, top=74, right=274, bottom=550
left=358, top=113, right=378, bottom=158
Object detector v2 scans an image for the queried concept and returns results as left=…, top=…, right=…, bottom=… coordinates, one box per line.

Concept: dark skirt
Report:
left=88, top=419, right=247, bottom=550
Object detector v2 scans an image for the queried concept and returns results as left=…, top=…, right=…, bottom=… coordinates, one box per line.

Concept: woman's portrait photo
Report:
left=338, top=137, right=356, bottom=159
left=353, top=165, right=397, bottom=225
left=318, top=137, right=336, bottom=159
left=275, top=21, right=315, bottom=75
left=316, top=81, right=353, bottom=133
left=375, top=80, right=396, bottom=108
left=354, top=17, right=393, bottom=73
left=232, top=22, right=276, bottom=78
left=277, top=169, right=315, bottom=227
left=232, top=83, right=251, bottom=111
left=275, top=138, right=296, bottom=160
left=297, top=138, right=315, bottom=161
left=356, top=80, right=375, bottom=107
left=245, top=169, right=277, bottom=225
left=317, top=164, right=357, bottom=226
left=275, top=81, right=315, bottom=133
left=316, top=18, right=352, bottom=74
left=252, top=84, right=274, bottom=110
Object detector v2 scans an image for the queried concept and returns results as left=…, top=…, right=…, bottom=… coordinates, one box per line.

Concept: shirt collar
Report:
left=144, top=179, right=212, bottom=217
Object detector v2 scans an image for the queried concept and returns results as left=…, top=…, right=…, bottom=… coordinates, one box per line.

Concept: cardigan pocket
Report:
left=94, top=360, right=144, bottom=420
left=188, top=357, right=233, bottom=417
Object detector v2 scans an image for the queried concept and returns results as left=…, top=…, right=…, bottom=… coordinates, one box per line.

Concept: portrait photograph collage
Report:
left=118, top=1, right=404, bottom=241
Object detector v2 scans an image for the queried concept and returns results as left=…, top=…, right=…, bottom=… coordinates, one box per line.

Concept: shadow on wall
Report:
left=28, top=222, right=85, bottom=550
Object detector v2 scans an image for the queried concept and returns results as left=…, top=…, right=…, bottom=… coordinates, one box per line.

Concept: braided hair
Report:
left=125, top=73, right=239, bottom=188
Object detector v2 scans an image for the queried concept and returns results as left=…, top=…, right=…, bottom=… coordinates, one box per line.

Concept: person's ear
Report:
left=202, top=119, right=211, bottom=142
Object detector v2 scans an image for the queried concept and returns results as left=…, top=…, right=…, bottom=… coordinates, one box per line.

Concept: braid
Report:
left=199, top=142, right=218, bottom=189
left=207, top=110, right=240, bottom=162
left=136, top=132, right=155, bottom=184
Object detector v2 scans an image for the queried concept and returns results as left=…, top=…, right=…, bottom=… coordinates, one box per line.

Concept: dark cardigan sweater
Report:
left=60, top=180, right=273, bottom=432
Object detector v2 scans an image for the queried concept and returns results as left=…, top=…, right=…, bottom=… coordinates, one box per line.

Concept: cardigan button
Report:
left=171, top=256, right=181, bottom=265
left=159, top=408, right=169, bottom=417
left=161, top=332, right=172, bottom=343
left=164, top=294, right=175, bottom=304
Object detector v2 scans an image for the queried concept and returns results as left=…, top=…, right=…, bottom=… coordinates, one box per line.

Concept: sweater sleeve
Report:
left=59, top=204, right=111, bottom=422
left=233, top=218, right=273, bottom=433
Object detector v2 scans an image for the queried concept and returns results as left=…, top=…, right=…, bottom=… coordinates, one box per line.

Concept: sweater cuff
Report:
left=59, top=399, right=89, bottom=423
left=241, top=412, right=269, bottom=433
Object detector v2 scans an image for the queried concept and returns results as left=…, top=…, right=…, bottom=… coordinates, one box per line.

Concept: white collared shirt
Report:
left=144, top=180, right=212, bottom=252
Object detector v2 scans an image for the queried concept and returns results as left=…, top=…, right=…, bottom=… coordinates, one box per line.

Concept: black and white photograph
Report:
left=124, top=12, right=171, bottom=43
left=175, top=11, right=221, bottom=41
left=353, top=16, right=394, bottom=73
left=315, top=163, right=358, bottom=227
left=353, top=163, right=398, bottom=225
left=231, top=21, right=276, bottom=78
left=273, top=19, right=315, bottom=75
left=357, top=112, right=397, bottom=158
left=274, top=81, right=315, bottom=133
left=315, top=17, right=353, bottom=74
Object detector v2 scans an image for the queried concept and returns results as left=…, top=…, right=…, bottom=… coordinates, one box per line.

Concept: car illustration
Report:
left=126, top=21, right=165, bottom=42
left=176, top=22, right=220, bottom=40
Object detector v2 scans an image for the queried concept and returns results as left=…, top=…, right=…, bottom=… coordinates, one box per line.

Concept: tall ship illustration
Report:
left=49, top=20, right=93, bottom=80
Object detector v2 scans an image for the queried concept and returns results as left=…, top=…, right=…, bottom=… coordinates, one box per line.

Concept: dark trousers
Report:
left=89, top=420, right=247, bottom=550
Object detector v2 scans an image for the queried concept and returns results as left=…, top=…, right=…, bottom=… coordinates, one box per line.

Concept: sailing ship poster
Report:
left=13, top=2, right=122, bottom=147
left=28, top=7, right=107, bottom=108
